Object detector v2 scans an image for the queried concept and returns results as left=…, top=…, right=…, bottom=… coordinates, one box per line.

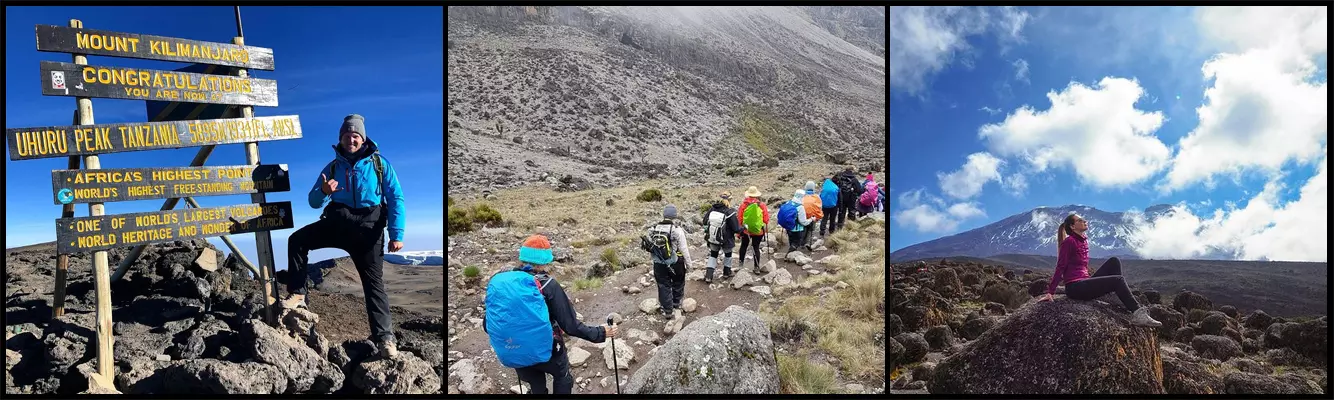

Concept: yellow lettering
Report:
left=82, top=67, right=96, bottom=83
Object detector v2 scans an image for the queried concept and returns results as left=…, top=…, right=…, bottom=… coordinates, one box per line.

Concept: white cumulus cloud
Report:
left=937, top=152, right=1004, bottom=200
left=1161, top=6, right=1328, bottom=192
left=1131, top=151, right=1327, bottom=262
left=892, top=188, right=988, bottom=234
left=890, top=6, right=1031, bottom=95
left=978, top=77, right=1172, bottom=188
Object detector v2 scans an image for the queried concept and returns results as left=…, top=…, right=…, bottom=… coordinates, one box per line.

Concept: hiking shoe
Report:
left=378, top=340, right=399, bottom=358
left=280, top=294, right=307, bottom=309
left=722, top=267, right=734, bottom=279
left=705, top=268, right=715, bottom=283
left=662, top=309, right=675, bottom=320
left=1130, top=308, right=1162, bottom=327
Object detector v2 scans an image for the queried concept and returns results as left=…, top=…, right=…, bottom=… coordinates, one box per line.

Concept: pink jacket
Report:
left=1048, top=233, right=1090, bottom=295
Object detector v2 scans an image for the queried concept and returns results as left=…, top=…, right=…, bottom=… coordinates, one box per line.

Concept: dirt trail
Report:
left=450, top=227, right=853, bottom=394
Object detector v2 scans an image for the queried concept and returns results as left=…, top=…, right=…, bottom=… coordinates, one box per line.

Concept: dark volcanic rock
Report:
left=929, top=298, right=1164, bottom=394
left=1243, top=310, right=1274, bottom=330
left=958, top=316, right=1000, bottom=341
left=1277, top=318, right=1328, bottom=367
left=1146, top=305, right=1184, bottom=341
left=892, top=333, right=928, bottom=365
left=1160, top=355, right=1221, bottom=394
left=1174, top=327, right=1195, bottom=344
left=160, top=359, right=288, bottom=394
left=1222, top=371, right=1299, bottom=394
left=1143, top=290, right=1161, bottom=305
left=1172, top=290, right=1212, bottom=313
left=351, top=351, right=442, bottom=394
left=239, top=319, right=344, bottom=393
left=1190, top=335, right=1242, bottom=361
left=923, top=326, right=954, bottom=351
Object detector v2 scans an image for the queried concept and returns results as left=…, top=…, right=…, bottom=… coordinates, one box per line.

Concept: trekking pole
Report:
left=607, top=313, right=622, bottom=394
left=515, top=370, right=523, bottom=394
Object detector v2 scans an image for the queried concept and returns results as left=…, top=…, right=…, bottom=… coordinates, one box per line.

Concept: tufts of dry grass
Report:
left=571, top=277, right=603, bottom=292
left=777, top=350, right=837, bottom=394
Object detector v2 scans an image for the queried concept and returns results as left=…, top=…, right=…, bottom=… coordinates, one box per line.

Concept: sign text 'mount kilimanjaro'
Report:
left=39, top=61, right=278, bottom=107
left=56, top=201, right=294, bottom=254
left=51, top=164, right=291, bottom=205
left=5, top=115, right=301, bottom=160
left=35, top=24, right=275, bottom=70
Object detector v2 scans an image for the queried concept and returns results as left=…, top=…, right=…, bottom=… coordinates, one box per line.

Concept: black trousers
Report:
left=737, top=233, right=763, bottom=269
left=516, top=342, right=574, bottom=394
left=836, top=192, right=858, bottom=229
left=286, top=216, right=395, bottom=343
left=819, top=207, right=837, bottom=235
left=786, top=229, right=807, bottom=252
left=653, top=258, right=687, bottom=311
left=1066, top=257, right=1139, bottom=312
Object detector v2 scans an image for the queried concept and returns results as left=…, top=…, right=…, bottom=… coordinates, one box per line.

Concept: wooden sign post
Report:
left=6, top=15, right=291, bottom=385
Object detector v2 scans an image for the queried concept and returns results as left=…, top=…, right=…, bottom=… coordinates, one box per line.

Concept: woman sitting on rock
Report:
left=1039, top=213, right=1162, bottom=327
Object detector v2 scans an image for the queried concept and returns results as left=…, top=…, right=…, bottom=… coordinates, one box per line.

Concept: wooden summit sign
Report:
left=55, top=201, right=294, bottom=254
left=35, top=24, right=275, bottom=70
left=51, top=164, right=291, bottom=205
left=5, top=115, right=302, bottom=160
left=39, top=61, right=278, bottom=106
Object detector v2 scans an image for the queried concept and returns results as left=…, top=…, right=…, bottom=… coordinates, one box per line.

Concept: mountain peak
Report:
left=892, top=204, right=1169, bottom=262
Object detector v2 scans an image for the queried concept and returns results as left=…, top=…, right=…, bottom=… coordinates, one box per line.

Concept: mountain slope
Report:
left=890, top=204, right=1175, bottom=261
left=447, top=6, right=885, bottom=193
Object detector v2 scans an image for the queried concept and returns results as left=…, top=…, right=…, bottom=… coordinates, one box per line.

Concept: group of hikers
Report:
left=481, top=166, right=883, bottom=394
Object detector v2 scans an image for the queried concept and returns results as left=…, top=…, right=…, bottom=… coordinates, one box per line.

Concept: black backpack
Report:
left=640, top=222, right=678, bottom=265
left=836, top=174, right=859, bottom=194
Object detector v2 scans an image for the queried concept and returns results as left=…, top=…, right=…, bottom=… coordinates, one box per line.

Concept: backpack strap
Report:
left=371, top=153, right=386, bottom=204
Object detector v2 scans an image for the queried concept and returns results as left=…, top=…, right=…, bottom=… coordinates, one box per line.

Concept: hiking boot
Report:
left=378, top=340, right=399, bottom=358
left=722, top=267, right=734, bottom=279
left=280, top=294, right=307, bottom=309
left=662, top=309, right=675, bottom=320
left=1130, top=308, right=1162, bottom=327
left=705, top=268, right=715, bottom=283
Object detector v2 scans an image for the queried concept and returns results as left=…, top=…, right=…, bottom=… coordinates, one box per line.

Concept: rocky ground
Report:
left=447, top=161, right=887, bottom=394
left=889, top=260, right=1330, bottom=394
left=5, top=240, right=443, bottom=394
left=447, top=6, right=885, bottom=193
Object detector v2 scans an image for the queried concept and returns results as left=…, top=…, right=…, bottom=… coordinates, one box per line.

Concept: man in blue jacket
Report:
left=281, top=114, right=406, bottom=358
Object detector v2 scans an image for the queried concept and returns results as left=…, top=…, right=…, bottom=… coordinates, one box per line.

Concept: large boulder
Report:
left=1199, top=312, right=1235, bottom=336
left=923, top=325, right=955, bottom=351
left=352, top=351, right=443, bottom=394
left=446, top=358, right=491, bottom=394
left=1145, top=305, right=1184, bottom=340
left=1222, top=371, right=1300, bottom=394
left=1243, top=310, right=1274, bottom=330
left=159, top=359, right=289, bottom=394
left=889, top=337, right=904, bottom=371
left=931, top=269, right=962, bottom=297
left=1143, top=290, right=1161, bottom=305
left=173, top=318, right=236, bottom=360
left=958, top=316, right=1000, bottom=341
left=894, top=288, right=954, bottom=333
left=624, top=306, right=778, bottom=394
left=239, top=319, right=343, bottom=393
left=929, top=298, right=1165, bottom=394
left=1277, top=318, right=1327, bottom=366
left=1190, top=335, right=1242, bottom=361
left=1172, top=291, right=1212, bottom=313
left=892, top=333, right=928, bottom=364
left=1160, top=356, right=1221, bottom=394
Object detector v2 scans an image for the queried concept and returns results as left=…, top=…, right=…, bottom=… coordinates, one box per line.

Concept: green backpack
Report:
left=742, top=202, right=765, bottom=235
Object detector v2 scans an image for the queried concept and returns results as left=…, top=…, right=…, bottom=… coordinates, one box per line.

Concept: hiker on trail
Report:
left=876, top=185, right=885, bottom=213
left=701, top=192, right=741, bottom=283
left=818, top=176, right=840, bottom=237
left=1040, top=214, right=1162, bottom=327
left=778, top=189, right=813, bottom=253
left=735, top=186, right=770, bottom=274
left=642, top=205, right=693, bottom=319
left=282, top=114, right=406, bottom=358
left=483, top=234, right=618, bottom=394
left=801, top=181, right=824, bottom=251
left=833, top=166, right=864, bottom=231
left=856, top=176, right=879, bottom=217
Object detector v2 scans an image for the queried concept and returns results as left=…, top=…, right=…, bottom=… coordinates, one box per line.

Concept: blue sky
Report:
left=890, top=6, right=1327, bottom=262
left=5, top=6, right=445, bottom=269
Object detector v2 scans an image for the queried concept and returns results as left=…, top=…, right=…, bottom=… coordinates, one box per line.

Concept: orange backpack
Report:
left=802, top=194, right=823, bottom=220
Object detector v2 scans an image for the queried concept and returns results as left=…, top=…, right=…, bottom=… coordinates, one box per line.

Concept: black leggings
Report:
left=1066, top=257, right=1140, bottom=312
left=738, top=233, right=763, bottom=268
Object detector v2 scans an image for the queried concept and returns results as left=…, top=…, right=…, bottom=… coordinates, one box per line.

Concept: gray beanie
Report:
left=805, top=181, right=817, bottom=192
left=663, top=204, right=678, bottom=219
left=340, top=114, right=367, bottom=138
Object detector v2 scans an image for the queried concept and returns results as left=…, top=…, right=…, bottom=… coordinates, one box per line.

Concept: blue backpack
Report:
left=777, top=201, right=799, bottom=231
left=485, top=271, right=556, bottom=368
